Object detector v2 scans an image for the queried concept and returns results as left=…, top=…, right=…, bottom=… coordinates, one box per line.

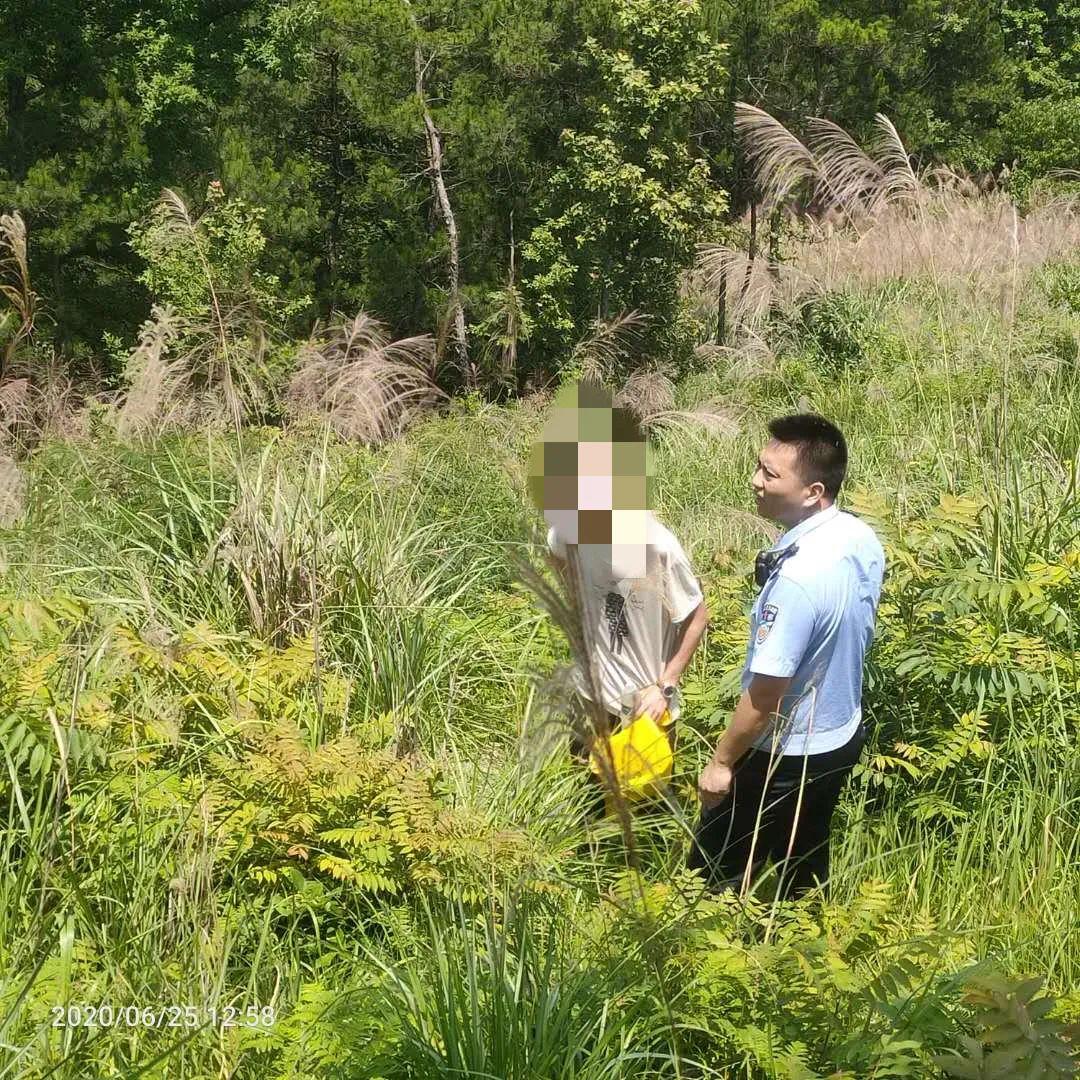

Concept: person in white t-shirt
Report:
left=528, top=380, right=709, bottom=764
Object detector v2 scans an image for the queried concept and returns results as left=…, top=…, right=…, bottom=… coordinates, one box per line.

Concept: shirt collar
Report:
left=769, top=503, right=840, bottom=552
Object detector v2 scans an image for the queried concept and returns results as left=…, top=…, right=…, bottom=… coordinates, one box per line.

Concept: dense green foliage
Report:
left=1, top=214, right=1079, bottom=1072
left=2, top=0, right=1077, bottom=369
left=1, top=4, right=1079, bottom=1074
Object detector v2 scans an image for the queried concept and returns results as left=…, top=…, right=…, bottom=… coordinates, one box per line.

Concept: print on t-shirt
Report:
left=546, top=517, right=704, bottom=716
left=604, top=591, right=629, bottom=654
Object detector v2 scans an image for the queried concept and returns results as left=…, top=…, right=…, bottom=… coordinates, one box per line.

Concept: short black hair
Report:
left=767, top=413, right=848, bottom=498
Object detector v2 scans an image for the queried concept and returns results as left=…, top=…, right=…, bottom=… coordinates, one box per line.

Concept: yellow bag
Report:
left=589, top=710, right=673, bottom=808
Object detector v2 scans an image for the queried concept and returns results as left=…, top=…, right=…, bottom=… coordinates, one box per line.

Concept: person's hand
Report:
left=636, top=683, right=668, bottom=723
left=698, top=762, right=733, bottom=810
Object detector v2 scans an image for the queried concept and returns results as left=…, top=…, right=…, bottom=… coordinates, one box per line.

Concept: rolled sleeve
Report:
left=666, top=546, right=704, bottom=624
left=749, top=577, right=816, bottom=677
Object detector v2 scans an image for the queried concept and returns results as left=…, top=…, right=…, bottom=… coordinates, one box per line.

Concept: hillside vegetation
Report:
left=0, top=139, right=1078, bottom=1075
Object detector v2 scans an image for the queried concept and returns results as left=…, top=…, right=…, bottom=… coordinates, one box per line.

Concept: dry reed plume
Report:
left=0, top=212, right=37, bottom=378
left=116, top=304, right=188, bottom=442
left=613, top=367, right=676, bottom=420
left=691, top=105, right=1080, bottom=334
left=570, top=311, right=649, bottom=384
left=116, top=190, right=274, bottom=440
left=0, top=453, right=26, bottom=527
left=285, top=312, right=444, bottom=445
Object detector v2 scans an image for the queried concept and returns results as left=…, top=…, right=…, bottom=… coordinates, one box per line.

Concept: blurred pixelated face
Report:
left=527, top=381, right=653, bottom=550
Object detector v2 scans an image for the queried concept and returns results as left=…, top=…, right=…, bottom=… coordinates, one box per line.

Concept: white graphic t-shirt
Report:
left=547, top=514, right=704, bottom=718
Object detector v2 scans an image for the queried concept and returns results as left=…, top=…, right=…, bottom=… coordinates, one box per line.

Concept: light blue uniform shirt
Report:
left=742, top=504, right=885, bottom=756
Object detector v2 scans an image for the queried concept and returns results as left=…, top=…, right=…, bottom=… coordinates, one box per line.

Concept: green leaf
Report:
left=933, top=1050, right=985, bottom=1079
left=29, top=743, right=47, bottom=777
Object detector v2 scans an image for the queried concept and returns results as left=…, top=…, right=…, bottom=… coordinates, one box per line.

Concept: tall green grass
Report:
left=1, top=252, right=1078, bottom=1076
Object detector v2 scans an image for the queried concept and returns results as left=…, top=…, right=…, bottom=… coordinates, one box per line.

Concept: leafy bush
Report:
left=522, top=0, right=727, bottom=366
left=934, top=973, right=1080, bottom=1079
left=4, top=240, right=1080, bottom=1075
left=1042, top=260, right=1080, bottom=316
left=799, top=292, right=903, bottom=375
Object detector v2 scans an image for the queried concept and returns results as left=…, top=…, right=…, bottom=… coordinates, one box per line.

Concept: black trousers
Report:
left=688, top=722, right=865, bottom=900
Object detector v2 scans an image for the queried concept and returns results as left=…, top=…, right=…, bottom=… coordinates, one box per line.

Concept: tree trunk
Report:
left=406, top=3, right=469, bottom=385
left=326, top=48, right=342, bottom=308
left=312, top=45, right=344, bottom=314
left=503, top=210, right=518, bottom=389
left=716, top=261, right=727, bottom=344
left=767, top=205, right=782, bottom=280
left=741, top=199, right=758, bottom=302
left=6, top=74, right=28, bottom=182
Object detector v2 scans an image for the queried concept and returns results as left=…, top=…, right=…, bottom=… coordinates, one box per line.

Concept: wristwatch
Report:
left=658, top=682, right=677, bottom=702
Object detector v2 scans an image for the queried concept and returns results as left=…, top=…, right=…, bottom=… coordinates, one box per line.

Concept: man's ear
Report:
left=805, top=480, right=826, bottom=504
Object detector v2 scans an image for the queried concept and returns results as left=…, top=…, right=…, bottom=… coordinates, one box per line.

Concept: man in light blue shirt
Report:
left=690, top=414, right=885, bottom=899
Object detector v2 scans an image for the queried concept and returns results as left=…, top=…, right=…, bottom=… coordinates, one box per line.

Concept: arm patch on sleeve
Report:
left=756, top=603, right=778, bottom=643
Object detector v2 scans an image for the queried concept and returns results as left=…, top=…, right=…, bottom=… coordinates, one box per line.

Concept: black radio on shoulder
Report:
left=754, top=543, right=799, bottom=589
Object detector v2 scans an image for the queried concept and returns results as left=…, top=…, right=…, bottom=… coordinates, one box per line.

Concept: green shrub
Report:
left=799, top=292, right=902, bottom=375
